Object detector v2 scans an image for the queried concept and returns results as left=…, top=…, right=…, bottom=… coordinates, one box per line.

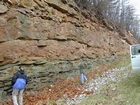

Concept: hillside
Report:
left=0, top=0, right=138, bottom=102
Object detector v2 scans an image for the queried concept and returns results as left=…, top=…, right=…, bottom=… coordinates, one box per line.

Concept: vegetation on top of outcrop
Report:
left=0, top=0, right=138, bottom=104
left=74, top=0, right=140, bottom=42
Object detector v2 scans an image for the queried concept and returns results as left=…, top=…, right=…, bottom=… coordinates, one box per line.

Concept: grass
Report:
left=79, top=55, right=140, bottom=105
left=1, top=55, right=134, bottom=105
left=106, top=54, right=131, bottom=69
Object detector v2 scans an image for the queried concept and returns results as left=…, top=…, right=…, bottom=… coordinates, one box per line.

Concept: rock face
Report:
left=0, top=0, right=137, bottom=100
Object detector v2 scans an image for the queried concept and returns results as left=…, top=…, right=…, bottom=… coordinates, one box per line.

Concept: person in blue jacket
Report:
left=12, top=66, right=28, bottom=105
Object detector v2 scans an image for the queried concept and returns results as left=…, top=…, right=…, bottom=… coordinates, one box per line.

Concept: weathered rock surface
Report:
left=0, top=0, right=137, bottom=101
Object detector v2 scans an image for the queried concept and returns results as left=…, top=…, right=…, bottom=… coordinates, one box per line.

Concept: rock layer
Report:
left=0, top=0, right=137, bottom=101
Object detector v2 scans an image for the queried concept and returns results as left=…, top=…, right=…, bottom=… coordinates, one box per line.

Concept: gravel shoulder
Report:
left=58, top=64, right=131, bottom=105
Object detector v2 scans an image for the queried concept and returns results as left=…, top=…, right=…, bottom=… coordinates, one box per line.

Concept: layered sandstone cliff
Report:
left=0, top=0, right=137, bottom=100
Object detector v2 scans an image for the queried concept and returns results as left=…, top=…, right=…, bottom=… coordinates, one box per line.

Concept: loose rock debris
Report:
left=1, top=64, right=131, bottom=105
left=64, top=64, right=131, bottom=105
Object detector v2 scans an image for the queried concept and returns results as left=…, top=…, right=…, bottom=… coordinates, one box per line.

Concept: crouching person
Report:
left=12, top=66, right=28, bottom=105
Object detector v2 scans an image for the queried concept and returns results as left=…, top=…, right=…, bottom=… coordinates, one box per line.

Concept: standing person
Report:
left=12, top=66, right=28, bottom=105
left=78, top=57, right=88, bottom=85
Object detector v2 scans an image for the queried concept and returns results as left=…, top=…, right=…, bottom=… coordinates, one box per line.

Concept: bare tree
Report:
left=74, top=0, right=140, bottom=40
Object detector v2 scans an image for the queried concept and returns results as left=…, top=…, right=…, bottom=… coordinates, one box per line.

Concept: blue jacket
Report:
left=12, top=70, right=27, bottom=89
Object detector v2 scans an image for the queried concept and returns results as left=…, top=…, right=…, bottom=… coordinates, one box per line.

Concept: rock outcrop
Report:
left=0, top=0, right=137, bottom=101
